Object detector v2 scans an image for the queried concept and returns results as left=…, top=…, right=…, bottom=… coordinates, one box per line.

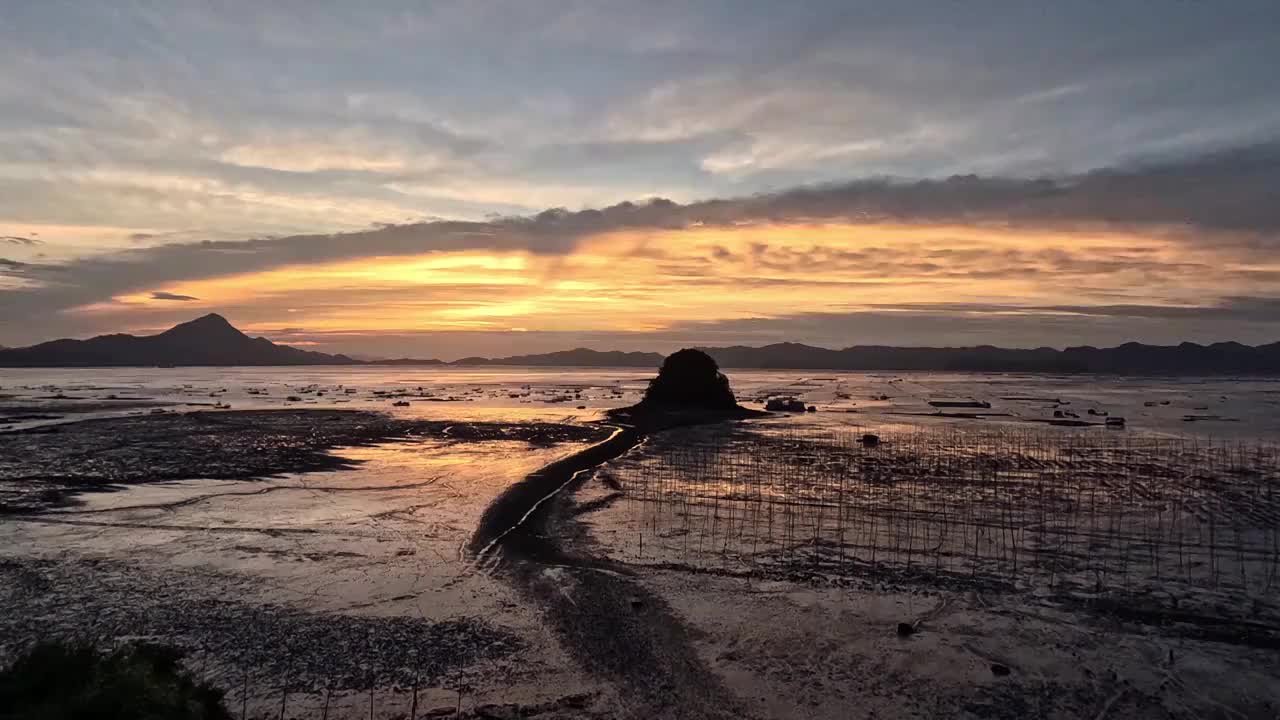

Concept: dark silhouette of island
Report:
left=1, top=314, right=1278, bottom=374
left=0, top=314, right=354, bottom=367
left=638, top=348, right=738, bottom=409
left=365, top=357, right=448, bottom=366
left=427, top=349, right=664, bottom=367
left=607, top=348, right=764, bottom=427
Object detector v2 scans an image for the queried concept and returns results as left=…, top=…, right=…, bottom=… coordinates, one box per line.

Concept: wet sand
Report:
left=470, top=409, right=1280, bottom=718
left=4, top=393, right=1279, bottom=717
left=1, top=409, right=616, bottom=717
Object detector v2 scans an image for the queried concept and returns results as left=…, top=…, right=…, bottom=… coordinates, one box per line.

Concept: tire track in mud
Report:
left=468, top=421, right=753, bottom=720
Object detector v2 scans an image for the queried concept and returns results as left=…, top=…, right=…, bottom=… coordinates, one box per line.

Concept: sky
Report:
left=2, top=1, right=1279, bottom=359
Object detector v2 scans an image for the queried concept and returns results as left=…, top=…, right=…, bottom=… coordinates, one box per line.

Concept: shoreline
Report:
left=0, top=408, right=608, bottom=514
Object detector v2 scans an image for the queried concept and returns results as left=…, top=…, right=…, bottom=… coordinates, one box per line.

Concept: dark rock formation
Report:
left=765, top=397, right=807, bottom=412
left=607, top=349, right=764, bottom=428
left=639, top=349, right=738, bottom=409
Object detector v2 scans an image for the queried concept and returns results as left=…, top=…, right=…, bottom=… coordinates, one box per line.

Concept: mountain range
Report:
left=0, top=314, right=354, bottom=367
left=1, top=314, right=1277, bottom=374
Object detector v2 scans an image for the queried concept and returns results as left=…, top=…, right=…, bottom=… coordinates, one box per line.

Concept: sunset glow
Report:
left=56, top=220, right=1268, bottom=355
left=2, top=3, right=1278, bottom=357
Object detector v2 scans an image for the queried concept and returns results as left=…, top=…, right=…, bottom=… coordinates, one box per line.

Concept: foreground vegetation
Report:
left=0, top=641, right=229, bottom=720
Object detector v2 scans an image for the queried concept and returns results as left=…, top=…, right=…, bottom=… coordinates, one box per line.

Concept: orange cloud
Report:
left=94, top=221, right=1261, bottom=337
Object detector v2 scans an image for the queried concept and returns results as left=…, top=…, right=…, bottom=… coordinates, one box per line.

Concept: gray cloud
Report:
left=3, top=2, right=1280, bottom=237
left=863, top=297, right=1280, bottom=325
left=149, top=291, right=199, bottom=302
left=1, top=236, right=41, bottom=246
left=686, top=142, right=1280, bottom=238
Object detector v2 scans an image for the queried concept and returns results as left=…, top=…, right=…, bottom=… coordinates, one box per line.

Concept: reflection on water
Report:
left=3, top=366, right=1279, bottom=439
left=0, top=430, right=600, bottom=712
left=3, top=437, right=582, bottom=604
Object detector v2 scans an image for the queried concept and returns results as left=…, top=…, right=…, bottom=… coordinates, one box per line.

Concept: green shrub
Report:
left=0, top=641, right=230, bottom=720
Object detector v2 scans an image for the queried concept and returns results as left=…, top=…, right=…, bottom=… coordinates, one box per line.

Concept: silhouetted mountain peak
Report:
left=160, top=313, right=244, bottom=340
left=0, top=314, right=352, bottom=367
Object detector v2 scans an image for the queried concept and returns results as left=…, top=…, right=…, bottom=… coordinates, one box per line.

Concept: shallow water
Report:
left=3, top=366, right=1278, bottom=439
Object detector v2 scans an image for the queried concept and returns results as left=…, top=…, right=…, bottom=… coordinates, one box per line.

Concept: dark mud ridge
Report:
left=0, top=399, right=177, bottom=426
left=0, top=409, right=610, bottom=513
left=471, top=410, right=760, bottom=720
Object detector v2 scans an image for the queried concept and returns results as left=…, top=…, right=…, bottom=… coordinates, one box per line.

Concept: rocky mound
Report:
left=640, top=348, right=738, bottom=409
left=608, top=349, right=763, bottom=429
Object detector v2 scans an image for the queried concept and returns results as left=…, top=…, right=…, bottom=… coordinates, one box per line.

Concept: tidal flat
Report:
left=2, top=367, right=1279, bottom=718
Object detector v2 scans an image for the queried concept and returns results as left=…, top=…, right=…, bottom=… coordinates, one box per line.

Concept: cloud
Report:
left=1, top=236, right=42, bottom=246
left=6, top=3, right=1280, bottom=235
left=1, top=140, right=1279, bottom=325
left=684, top=142, right=1280, bottom=238
left=149, top=291, right=199, bottom=301
left=866, top=297, right=1280, bottom=325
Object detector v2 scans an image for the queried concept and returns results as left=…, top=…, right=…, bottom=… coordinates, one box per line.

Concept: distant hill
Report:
left=450, top=348, right=665, bottom=367
left=368, top=357, right=447, bottom=366
left=2, top=314, right=1277, bottom=373
left=439, top=341, right=1278, bottom=374
left=696, top=341, right=1280, bottom=374
left=0, top=314, right=356, bottom=367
